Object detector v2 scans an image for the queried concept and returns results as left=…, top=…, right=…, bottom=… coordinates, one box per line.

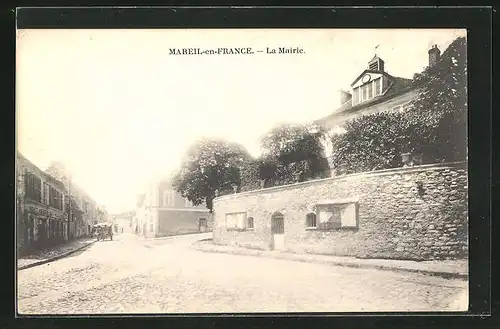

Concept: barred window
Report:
left=306, top=213, right=317, bottom=228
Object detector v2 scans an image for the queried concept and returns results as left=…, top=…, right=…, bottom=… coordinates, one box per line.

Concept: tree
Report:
left=171, top=139, right=251, bottom=212
left=239, top=158, right=262, bottom=192
left=45, top=161, right=71, bottom=183
left=260, top=123, right=330, bottom=183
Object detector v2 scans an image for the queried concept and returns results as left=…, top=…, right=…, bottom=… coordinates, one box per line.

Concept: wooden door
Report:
left=271, top=212, right=285, bottom=250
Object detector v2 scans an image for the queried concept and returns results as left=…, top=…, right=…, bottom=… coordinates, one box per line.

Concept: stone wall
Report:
left=212, top=162, right=468, bottom=261
left=157, top=210, right=212, bottom=237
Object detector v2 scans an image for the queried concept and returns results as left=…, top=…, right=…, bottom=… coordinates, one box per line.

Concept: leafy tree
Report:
left=331, top=36, right=467, bottom=174
left=171, top=139, right=251, bottom=212
left=260, top=123, right=330, bottom=183
left=239, top=158, right=262, bottom=192
left=45, top=161, right=69, bottom=181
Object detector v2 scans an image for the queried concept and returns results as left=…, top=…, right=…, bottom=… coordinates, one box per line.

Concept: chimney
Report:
left=339, top=90, right=352, bottom=105
left=428, top=44, right=441, bottom=67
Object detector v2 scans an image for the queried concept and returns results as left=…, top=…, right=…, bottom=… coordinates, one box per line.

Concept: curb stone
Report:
left=152, top=232, right=213, bottom=241
left=17, top=241, right=96, bottom=271
left=191, top=244, right=468, bottom=281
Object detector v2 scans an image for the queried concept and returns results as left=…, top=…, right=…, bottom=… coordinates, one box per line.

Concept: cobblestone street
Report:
left=17, top=234, right=468, bottom=314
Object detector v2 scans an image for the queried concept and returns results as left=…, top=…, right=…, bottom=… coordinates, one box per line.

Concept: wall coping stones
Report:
left=214, top=161, right=467, bottom=203
left=316, top=197, right=360, bottom=205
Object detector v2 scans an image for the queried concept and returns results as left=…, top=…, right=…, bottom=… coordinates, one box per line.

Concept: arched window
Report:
left=306, top=213, right=317, bottom=228
left=247, top=217, right=254, bottom=229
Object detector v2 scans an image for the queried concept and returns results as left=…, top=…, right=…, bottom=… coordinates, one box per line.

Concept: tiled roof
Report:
left=17, top=152, right=66, bottom=190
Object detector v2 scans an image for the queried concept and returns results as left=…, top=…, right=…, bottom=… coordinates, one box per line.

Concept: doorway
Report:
left=198, top=218, right=207, bottom=232
left=271, top=212, right=285, bottom=250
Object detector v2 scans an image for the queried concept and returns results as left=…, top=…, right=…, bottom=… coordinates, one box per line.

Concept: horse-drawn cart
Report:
left=93, top=222, right=113, bottom=241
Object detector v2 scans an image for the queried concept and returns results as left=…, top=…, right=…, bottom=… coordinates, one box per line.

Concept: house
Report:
left=314, top=44, right=442, bottom=173
left=134, top=178, right=212, bottom=238
left=45, top=162, right=98, bottom=238
left=71, top=186, right=97, bottom=237
left=16, top=153, right=68, bottom=254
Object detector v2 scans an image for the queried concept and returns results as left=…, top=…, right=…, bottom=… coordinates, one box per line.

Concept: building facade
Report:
left=71, top=186, right=97, bottom=237
left=16, top=153, right=69, bottom=254
left=45, top=162, right=98, bottom=239
left=314, top=44, right=442, bottom=173
left=134, top=179, right=212, bottom=238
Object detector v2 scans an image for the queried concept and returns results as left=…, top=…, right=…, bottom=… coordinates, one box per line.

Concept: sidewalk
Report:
left=192, top=240, right=468, bottom=280
left=17, top=238, right=95, bottom=271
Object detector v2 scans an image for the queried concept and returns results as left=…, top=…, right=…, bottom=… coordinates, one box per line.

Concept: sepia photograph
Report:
left=16, top=28, right=468, bottom=314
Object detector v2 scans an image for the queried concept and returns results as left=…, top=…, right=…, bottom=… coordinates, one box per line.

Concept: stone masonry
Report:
left=212, top=162, right=468, bottom=261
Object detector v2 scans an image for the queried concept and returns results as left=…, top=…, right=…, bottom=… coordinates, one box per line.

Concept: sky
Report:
left=16, top=28, right=466, bottom=213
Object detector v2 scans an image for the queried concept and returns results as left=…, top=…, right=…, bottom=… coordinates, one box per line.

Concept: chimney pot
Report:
left=428, top=44, right=441, bottom=67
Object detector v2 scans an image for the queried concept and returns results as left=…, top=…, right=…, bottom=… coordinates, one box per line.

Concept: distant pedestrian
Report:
left=108, top=225, right=113, bottom=241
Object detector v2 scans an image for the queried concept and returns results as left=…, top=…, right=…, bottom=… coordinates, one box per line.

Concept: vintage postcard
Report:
left=16, top=28, right=468, bottom=314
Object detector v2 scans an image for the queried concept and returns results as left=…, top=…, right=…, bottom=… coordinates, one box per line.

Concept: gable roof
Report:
left=350, top=69, right=388, bottom=87
left=315, top=74, right=414, bottom=126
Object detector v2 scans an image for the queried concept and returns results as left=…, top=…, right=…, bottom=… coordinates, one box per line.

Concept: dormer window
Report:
left=350, top=56, right=388, bottom=106
left=352, top=75, right=383, bottom=105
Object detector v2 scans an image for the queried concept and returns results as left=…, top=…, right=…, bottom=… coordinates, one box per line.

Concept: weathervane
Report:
left=374, top=44, right=380, bottom=57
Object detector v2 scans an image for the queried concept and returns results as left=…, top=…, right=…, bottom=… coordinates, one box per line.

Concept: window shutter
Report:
left=374, top=78, right=381, bottom=96
left=340, top=203, right=357, bottom=228
left=238, top=213, right=246, bottom=229
left=363, top=84, right=368, bottom=101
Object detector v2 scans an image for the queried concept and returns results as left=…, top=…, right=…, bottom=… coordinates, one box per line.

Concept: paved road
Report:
left=17, top=233, right=468, bottom=314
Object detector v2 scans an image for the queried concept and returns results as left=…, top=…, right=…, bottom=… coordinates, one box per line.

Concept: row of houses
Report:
left=133, top=178, right=212, bottom=238
left=16, top=153, right=108, bottom=255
